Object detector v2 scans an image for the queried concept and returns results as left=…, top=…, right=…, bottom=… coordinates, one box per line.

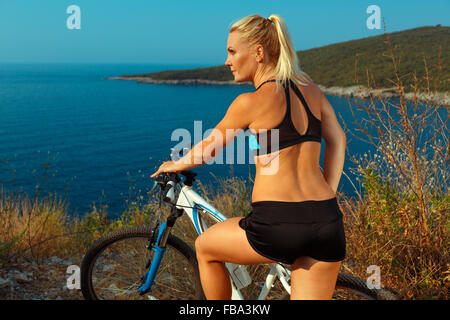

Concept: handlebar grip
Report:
left=163, top=181, right=175, bottom=203
left=162, top=173, right=178, bottom=203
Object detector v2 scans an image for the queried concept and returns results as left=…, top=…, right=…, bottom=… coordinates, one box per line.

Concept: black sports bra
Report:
left=248, top=79, right=322, bottom=156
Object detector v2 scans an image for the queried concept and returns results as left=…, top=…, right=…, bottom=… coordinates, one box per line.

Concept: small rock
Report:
left=49, top=256, right=63, bottom=265
left=8, top=279, right=19, bottom=291
left=49, top=256, right=72, bottom=266
left=0, top=277, right=11, bottom=289
left=13, top=271, right=31, bottom=283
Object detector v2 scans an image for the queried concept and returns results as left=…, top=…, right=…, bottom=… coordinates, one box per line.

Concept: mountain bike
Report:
left=80, top=170, right=398, bottom=300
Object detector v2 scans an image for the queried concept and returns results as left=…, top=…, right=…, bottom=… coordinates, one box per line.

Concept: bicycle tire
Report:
left=334, top=273, right=398, bottom=300
left=281, top=273, right=398, bottom=300
left=81, top=226, right=205, bottom=300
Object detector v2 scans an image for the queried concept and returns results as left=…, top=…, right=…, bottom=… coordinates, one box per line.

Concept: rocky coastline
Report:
left=106, top=76, right=449, bottom=107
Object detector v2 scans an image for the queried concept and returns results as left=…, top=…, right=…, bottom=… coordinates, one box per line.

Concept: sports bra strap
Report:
left=289, top=79, right=314, bottom=118
left=284, top=80, right=291, bottom=119
left=254, top=79, right=277, bottom=91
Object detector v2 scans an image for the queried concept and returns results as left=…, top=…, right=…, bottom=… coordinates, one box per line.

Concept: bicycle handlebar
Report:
left=151, top=171, right=197, bottom=205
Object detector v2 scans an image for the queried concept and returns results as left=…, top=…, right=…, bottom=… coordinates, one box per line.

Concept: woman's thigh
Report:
left=290, top=256, right=342, bottom=300
left=195, top=217, right=277, bottom=265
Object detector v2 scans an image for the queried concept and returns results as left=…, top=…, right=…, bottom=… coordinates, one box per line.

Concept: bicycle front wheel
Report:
left=81, top=226, right=204, bottom=300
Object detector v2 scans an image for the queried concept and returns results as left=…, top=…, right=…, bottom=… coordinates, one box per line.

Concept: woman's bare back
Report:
left=248, top=80, right=335, bottom=203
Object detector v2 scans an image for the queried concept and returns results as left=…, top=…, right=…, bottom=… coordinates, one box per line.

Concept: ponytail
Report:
left=268, top=15, right=313, bottom=89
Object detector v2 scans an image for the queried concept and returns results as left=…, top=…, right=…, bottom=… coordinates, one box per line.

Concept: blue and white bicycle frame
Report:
left=139, top=182, right=291, bottom=300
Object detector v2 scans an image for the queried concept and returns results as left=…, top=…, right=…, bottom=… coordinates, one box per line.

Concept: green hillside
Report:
left=120, top=25, right=449, bottom=92
left=300, top=25, right=449, bottom=91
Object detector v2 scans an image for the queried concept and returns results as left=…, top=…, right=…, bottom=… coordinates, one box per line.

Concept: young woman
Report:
left=151, top=14, right=347, bottom=300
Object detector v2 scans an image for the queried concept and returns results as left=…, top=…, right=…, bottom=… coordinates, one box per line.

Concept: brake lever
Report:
left=148, top=175, right=168, bottom=209
left=147, top=181, right=158, bottom=196
left=148, top=174, right=169, bottom=194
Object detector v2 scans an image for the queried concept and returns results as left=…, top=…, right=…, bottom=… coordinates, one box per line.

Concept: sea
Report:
left=0, top=63, right=441, bottom=219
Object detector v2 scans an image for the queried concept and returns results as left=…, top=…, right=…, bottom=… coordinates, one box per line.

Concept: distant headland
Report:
left=107, top=25, right=449, bottom=107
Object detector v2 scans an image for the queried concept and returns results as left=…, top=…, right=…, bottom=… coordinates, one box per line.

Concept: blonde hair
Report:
left=229, top=14, right=313, bottom=91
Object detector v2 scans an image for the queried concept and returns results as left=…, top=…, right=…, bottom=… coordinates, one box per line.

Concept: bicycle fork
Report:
left=138, top=208, right=184, bottom=295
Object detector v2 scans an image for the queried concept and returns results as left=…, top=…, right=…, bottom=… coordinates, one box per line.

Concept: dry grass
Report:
left=0, top=189, right=71, bottom=264
left=337, top=20, right=449, bottom=299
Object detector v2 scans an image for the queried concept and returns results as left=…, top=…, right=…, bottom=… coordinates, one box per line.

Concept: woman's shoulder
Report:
left=293, top=79, right=325, bottom=105
left=225, top=92, right=256, bottom=123
left=292, top=78, right=322, bottom=94
left=232, top=92, right=254, bottom=110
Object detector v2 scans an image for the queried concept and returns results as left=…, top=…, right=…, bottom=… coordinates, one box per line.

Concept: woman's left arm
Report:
left=150, top=93, right=254, bottom=177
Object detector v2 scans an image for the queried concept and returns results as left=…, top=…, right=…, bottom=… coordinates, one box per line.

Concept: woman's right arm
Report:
left=320, top=92, right=346, bottom=194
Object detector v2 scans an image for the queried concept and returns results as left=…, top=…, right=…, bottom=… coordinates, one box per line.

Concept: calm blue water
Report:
left=0, top=63, right=441, bottom=218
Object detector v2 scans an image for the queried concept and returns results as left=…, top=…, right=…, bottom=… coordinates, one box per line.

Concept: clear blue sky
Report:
left=0, top=0, right=448, bottom=65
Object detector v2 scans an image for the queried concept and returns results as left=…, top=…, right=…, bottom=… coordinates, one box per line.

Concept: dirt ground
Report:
left=0, top=256, right=84, bottom=300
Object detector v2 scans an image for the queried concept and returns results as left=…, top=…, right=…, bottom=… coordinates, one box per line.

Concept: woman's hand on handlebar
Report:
left=150, top=160, right=183, bottom=178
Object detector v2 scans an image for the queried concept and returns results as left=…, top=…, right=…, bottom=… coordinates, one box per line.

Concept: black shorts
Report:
left=238, top=197, right=346, bottom=265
